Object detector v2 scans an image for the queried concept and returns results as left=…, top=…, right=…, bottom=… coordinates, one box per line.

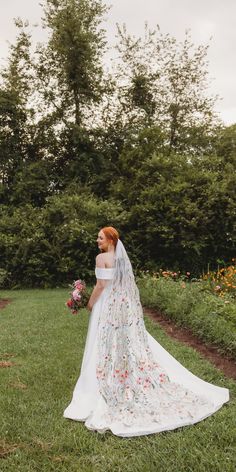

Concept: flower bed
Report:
left=137, top=272, right=236, bottom=359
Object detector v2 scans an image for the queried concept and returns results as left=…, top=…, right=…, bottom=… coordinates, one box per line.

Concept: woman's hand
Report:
left=87, top=302, right=93, bottom=311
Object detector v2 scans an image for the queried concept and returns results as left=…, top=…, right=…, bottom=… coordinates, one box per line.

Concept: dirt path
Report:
left=0, top=299, right=11, bottom=310
left=144, top=307, right=236, bottom=380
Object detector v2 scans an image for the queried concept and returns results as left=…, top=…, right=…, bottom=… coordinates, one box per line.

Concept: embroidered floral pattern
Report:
left=95, top=251, right=215, bottom=428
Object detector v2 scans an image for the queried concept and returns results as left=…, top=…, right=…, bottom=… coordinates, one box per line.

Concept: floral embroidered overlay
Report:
left=63, top=240, right=229, bottom=436
left=96, top=243, right=214, bottom=428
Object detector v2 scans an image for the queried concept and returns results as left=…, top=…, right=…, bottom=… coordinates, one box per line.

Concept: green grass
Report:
left=138, top=277, right=236, bottom=359
left=0, top=289, right=235, bottom=472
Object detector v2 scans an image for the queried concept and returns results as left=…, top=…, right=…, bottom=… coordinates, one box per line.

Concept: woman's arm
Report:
left=87, top=254, right=106, bottom=311
left=87, top=279, right=106, bottom=311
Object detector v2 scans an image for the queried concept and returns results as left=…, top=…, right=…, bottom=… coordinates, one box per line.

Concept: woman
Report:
left=63, top=226, right=229, bottom=437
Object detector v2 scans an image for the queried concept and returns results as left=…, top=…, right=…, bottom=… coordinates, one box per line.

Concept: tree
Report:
left=0, top=89, right=26, bottom=190
left=109, top=126, right=236, bottom=274
left=37, top=0, right=108, bottom=127
left=112, top=26, right=220, bottom=155
left=27, top=0, right=110, bottom=192
left=0, top=20, right=35, bottom=200
left=215, top=124, right=236, bottom=164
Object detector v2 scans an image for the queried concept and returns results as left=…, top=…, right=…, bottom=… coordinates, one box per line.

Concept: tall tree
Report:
left=37, top=0, right=108, bottom=127
left=112, top=26, right=220, bottom=155
left=31, top=0, right=110, bottom=191
left=0, top=20, right=33, bottom=194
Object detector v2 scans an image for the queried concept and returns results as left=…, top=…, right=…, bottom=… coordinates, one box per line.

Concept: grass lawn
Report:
left=0, top=289, right=235, bottom=472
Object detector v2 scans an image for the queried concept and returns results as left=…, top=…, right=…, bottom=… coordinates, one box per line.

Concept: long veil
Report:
left=96, top=240, right=212, bottom=426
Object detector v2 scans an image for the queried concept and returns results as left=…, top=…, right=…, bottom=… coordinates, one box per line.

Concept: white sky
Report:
left=0, top=0, right=235, bottom=125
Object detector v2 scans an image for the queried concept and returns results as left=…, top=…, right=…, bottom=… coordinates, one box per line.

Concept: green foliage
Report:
left=0, top=19, right=41, bottom=203
left=9, top=161, right=53, bottom=207
left=138, top=275, right=236, bottom=358
left=113, top=26, right=220, bottom=154
left=216, top=124, right=236, bottom=163
left=112, top=138, right=236, bottom=273
left=50, top=125, right=112, bottom=194
left=0, top=2, right=235, bottom=285
left=0, top=194, right=126, bottom=288
left=0, top=89, right=28, bottom=190
left=0, top=268, right=8, bottom=287
left=38, top=0, right=108, bottom=126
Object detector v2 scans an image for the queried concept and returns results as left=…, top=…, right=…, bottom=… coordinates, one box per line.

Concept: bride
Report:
left=63, top=226, right=229, bottom=437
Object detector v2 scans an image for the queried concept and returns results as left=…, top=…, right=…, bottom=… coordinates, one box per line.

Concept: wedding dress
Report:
left=63, top=240, right=229, bottom=437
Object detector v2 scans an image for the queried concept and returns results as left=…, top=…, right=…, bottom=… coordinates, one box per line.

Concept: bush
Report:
left=0, top=193, right=127, bottom=288
left=0, top=268, right=8, bottom=288
left=137, top=275, right=236, bottom=359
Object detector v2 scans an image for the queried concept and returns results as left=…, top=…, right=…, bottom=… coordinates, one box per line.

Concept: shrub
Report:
left=0, top=193, right=127, bottom=288
left=138, top=274, right=236, bottom=358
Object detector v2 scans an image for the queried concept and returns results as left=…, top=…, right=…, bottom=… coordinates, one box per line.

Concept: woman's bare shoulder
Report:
left=96, top=253, right=106, bottom=268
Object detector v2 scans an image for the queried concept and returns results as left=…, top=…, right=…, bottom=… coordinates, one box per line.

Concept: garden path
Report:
left=144, top=307, right=236, bottom=380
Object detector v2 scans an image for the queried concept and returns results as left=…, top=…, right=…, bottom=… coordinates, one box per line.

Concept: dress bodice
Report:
left=95, top=267, right=115, bottom=280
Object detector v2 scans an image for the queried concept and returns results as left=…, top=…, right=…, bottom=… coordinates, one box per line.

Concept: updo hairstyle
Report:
left=101, top=226, right=119, bottom=248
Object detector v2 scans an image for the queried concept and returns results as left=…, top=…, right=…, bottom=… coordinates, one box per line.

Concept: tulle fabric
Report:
left=63, top=262, right=229, bottom=437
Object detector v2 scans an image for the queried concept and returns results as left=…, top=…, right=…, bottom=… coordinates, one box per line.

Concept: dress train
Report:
left=63, top=272, right=229, bottom=437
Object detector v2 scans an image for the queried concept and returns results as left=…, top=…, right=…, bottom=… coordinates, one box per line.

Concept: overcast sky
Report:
left=0, top=0, right=235, bottom=125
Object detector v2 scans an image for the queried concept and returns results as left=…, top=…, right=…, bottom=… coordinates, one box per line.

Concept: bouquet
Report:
left=66, top=279, right=89, bottom=314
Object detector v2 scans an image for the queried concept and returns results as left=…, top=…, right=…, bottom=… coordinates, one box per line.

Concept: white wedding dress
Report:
left=63, top=264, right=229, bottom=437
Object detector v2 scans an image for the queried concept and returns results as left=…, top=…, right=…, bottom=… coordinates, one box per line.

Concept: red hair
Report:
left=101, top=226, right=119, bottom=247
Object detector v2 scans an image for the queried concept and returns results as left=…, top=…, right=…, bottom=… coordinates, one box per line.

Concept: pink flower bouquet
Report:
left=66, top=279, right=88, bottom=314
